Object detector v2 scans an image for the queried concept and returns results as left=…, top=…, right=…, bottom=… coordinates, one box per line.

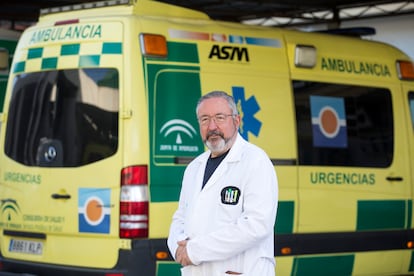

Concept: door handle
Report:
left=51, top=193, right=71, bottom=199
left=386, top=176, right=403, bottom=181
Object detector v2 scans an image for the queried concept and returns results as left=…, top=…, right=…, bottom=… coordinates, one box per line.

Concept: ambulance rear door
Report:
left=404, top=82, right=414, bottom=217
left=0, top=19, right=125, bottom=270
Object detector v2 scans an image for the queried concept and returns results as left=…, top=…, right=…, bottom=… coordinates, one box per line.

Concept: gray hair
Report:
left=196, top=91, right=238, bottom=115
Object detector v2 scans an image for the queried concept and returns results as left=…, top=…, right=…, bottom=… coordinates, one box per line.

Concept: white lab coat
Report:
left=168, top=134, right=278, bottom=276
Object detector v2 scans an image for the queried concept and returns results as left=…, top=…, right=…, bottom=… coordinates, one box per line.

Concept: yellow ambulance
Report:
left=0, top=28, right=20, bottom=112
left=0, top=0, right=413, bottom=275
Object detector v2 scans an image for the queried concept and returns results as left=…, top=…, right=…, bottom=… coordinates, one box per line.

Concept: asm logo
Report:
left=208, top=45, right=249, bottom=62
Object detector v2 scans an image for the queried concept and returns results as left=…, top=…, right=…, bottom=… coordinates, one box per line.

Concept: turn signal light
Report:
left=156, top=251, right=169, bottom=259
left=140, top=33, right=168, bottom=58
left=281, top=247, right=292, bottom=255
left=397, top=60, right=414, bottom=80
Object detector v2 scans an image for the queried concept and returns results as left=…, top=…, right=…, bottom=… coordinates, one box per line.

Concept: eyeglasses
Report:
left=198, top=114, right=235, bottom=126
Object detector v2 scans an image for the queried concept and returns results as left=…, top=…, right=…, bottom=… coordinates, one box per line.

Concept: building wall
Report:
left=297, top=14, right=413, bottom=60
left=343, top=14, right=414, bottom=60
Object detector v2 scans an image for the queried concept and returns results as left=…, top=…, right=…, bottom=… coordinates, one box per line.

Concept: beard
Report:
left=204, top=130, right=231, bottom=154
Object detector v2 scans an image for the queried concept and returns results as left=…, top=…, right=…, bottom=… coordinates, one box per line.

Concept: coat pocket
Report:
left=223, top=272, right=244, bottom=275
left=218, top=253, right=245, bottom=275
left=180, top=266, right=192, bottom=276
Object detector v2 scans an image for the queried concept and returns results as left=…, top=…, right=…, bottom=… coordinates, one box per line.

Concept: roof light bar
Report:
left=40, top=0, right=132, bottom=16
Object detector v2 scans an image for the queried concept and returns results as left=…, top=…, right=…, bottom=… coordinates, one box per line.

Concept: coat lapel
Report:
left=202, top=159, right=228, bottom=191
left=201, top=134, right=244, bottom=191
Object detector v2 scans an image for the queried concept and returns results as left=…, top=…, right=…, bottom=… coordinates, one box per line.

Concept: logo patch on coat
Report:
left=221, top=186, right=241, bottom=205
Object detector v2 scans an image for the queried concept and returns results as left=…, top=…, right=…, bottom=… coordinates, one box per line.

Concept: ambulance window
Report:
left=409, top=92, right=414, bottom=129
left=293, top=81, right=393, bottom=167
left=4, top=68, right=119, bottom=167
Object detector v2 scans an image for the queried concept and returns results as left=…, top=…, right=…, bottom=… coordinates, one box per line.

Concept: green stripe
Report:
left=61, top=44, right=80, bottom=56
left=156, top=263, right=181, bottom=276
left=147, top=63, right=202, bottom=202
left=102, top=42, right=122, bottom=54
left=0, top=39, right=18, bottom=54
left=410, top=251, right=414, bottom=272
left=292, top=255, right=354, bottom=276
left=357, top=200, right=405, bottom=230
left=165, top=42, right=199, bottom=63
left=41, top=57, right=58, bottom=69
left=275, top=201, right=294, bottom=234
left=79, top=55, right=100, bottom=67
left=150, top=185, right=181, bottom=202
left=12, top=42, right=123, bottom=74
left=408, top=200, right=413, bottom=228
left=27, top=48, right=43, bottom=59
left=13, top=61, right=25, bottom=73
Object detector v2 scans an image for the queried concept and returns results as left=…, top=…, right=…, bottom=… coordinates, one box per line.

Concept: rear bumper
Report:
left=0, top=239, right=171, bottom=276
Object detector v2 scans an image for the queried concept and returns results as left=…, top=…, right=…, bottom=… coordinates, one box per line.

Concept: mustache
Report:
left=206, top=130, right=224, bottom=140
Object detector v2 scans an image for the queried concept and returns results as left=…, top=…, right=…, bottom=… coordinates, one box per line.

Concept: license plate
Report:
left=9, top=239, right=43, bottom=255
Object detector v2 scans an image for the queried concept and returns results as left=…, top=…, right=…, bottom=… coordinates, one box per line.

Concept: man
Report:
left=168, top=91, right=278, bottom=276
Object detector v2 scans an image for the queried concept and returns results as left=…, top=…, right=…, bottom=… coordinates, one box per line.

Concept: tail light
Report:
left=120, top=165, right=149, bottom=238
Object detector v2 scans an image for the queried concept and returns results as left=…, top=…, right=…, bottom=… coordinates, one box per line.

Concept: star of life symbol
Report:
left=232, top=86, right=262, bottom=140
left=159, top=119, right=199, bottom=153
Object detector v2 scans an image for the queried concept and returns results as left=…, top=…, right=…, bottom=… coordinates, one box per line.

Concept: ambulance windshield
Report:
left=4, top=68, right=119, bottom=167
